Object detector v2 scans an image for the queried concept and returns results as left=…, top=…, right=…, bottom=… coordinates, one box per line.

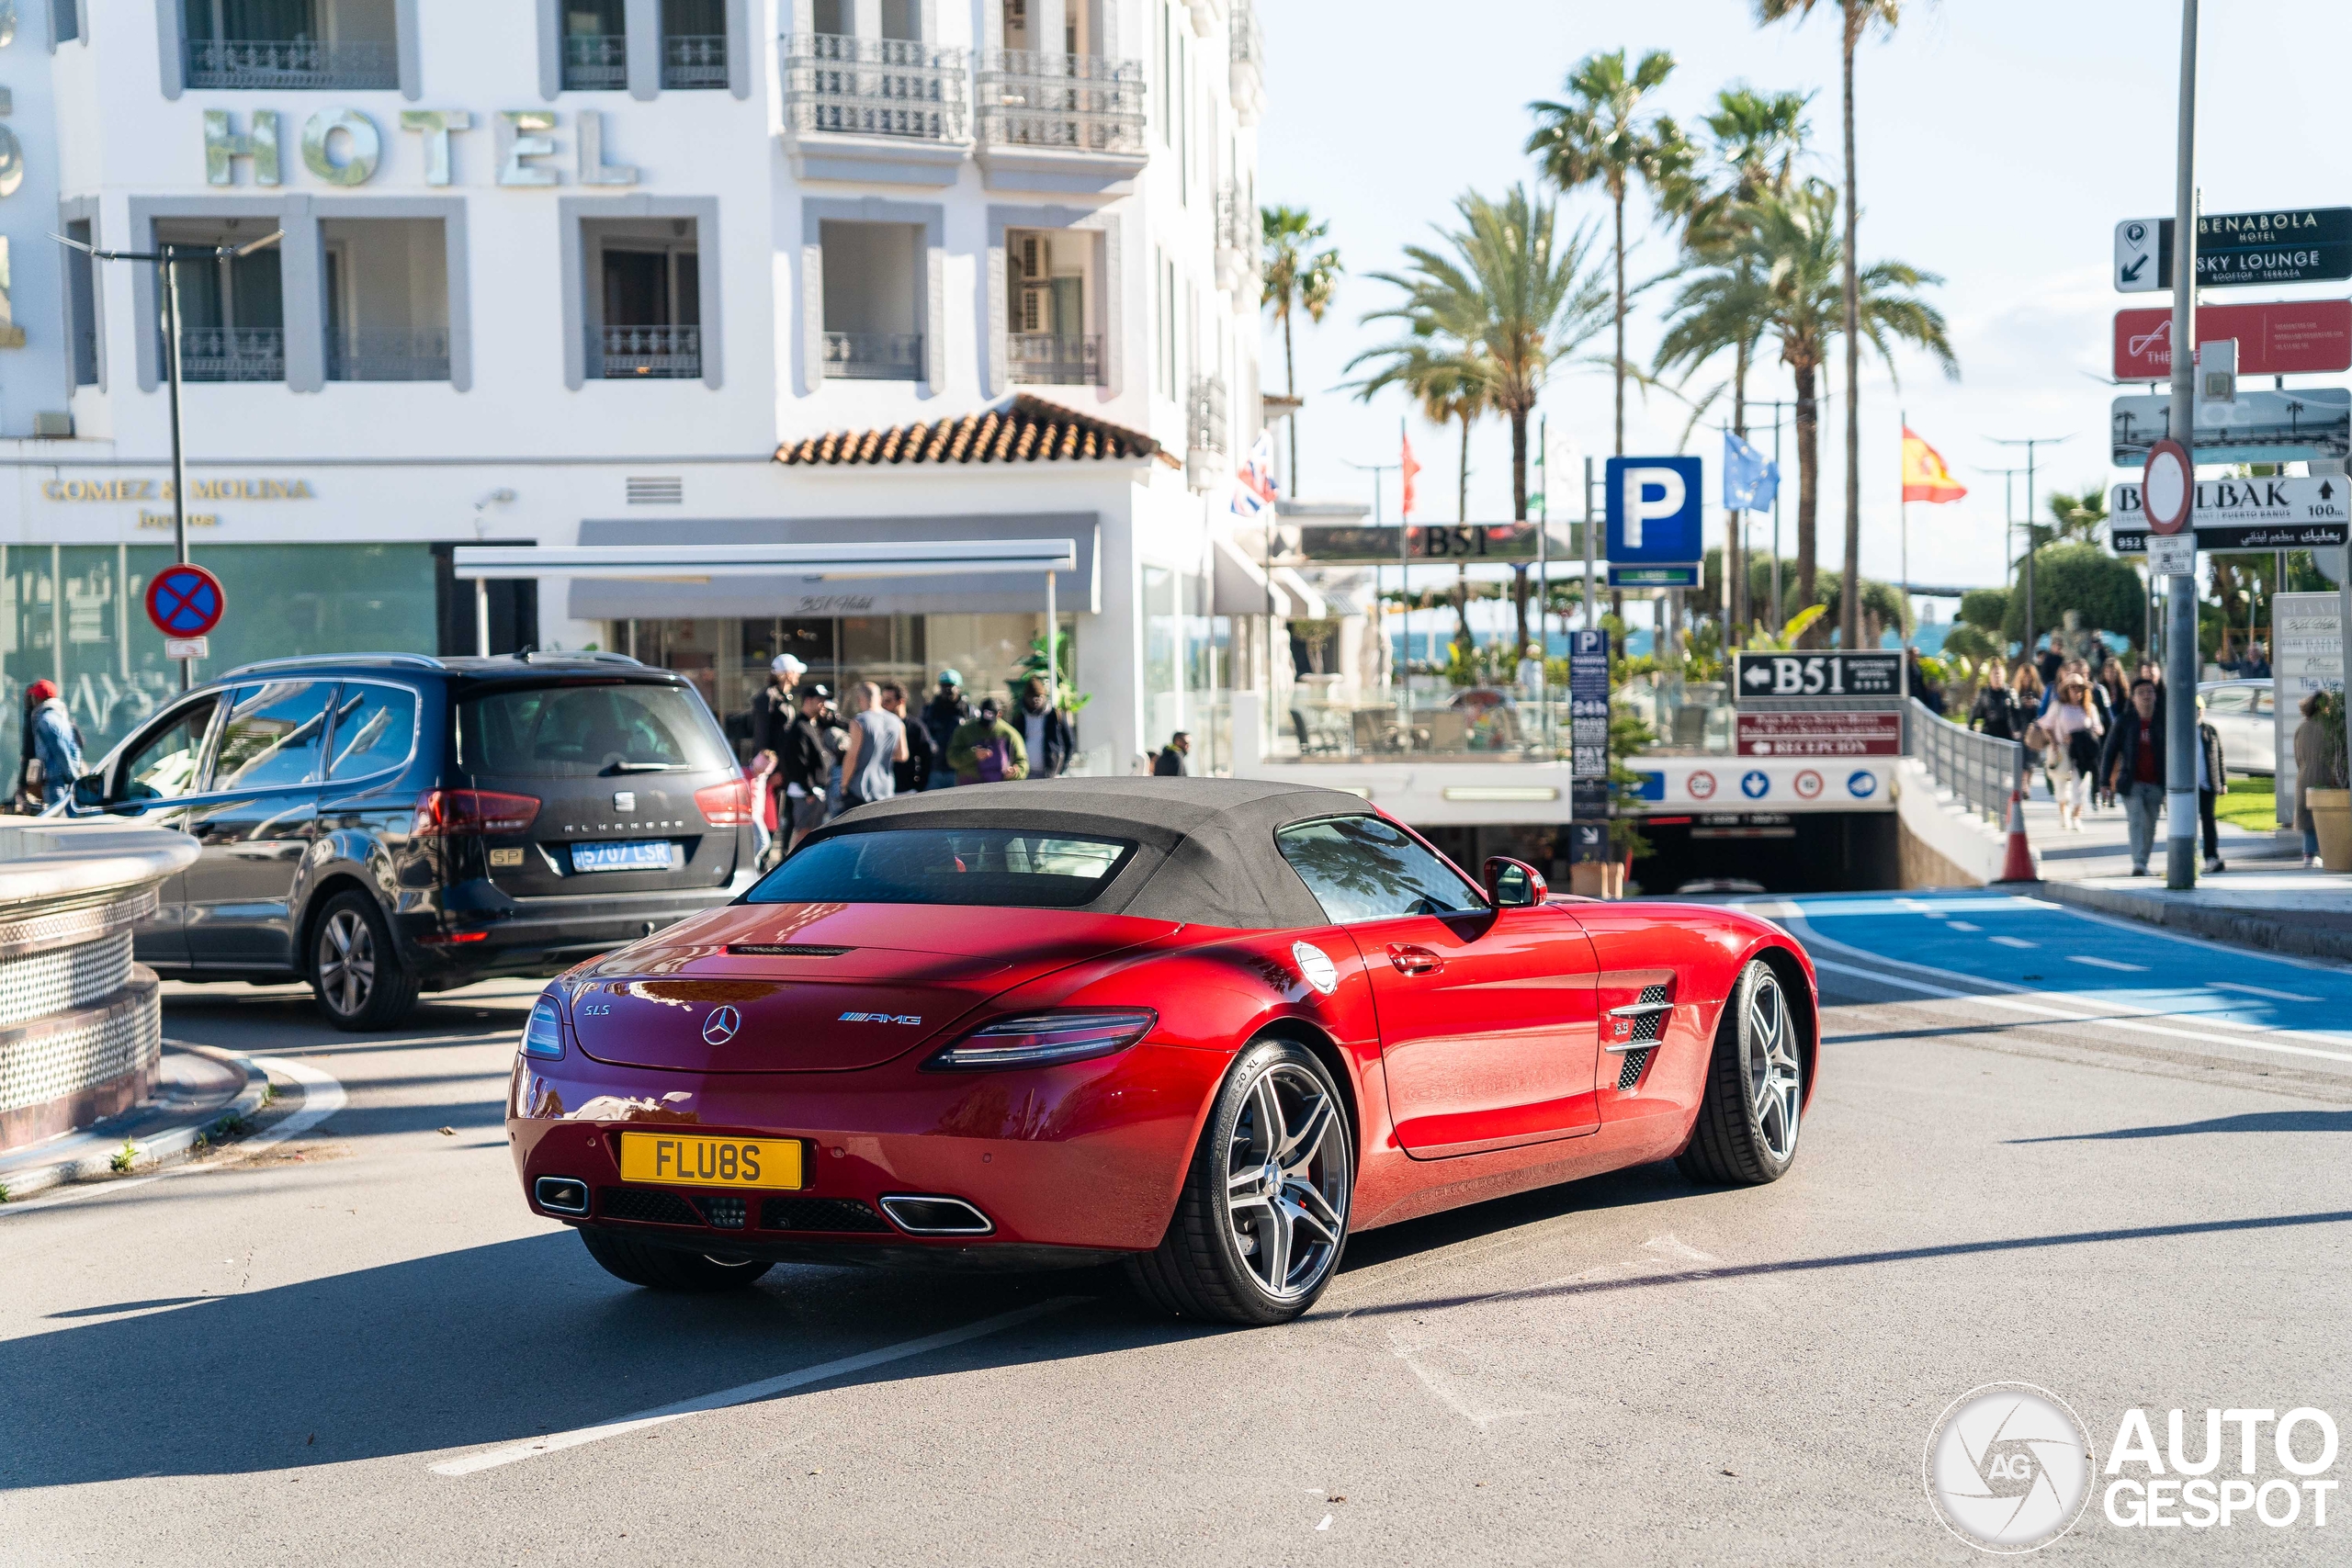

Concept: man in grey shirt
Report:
left=840, top=681, right=908, bottom=810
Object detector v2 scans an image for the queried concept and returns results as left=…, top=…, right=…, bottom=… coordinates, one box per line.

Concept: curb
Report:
left=0, top=1043, right=270, bottom=1202
left=2036, top=880, right=2352, bottom=962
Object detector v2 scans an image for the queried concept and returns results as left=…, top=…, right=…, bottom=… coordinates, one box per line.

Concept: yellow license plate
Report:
left=617, top=1133, right=805, bottom=1190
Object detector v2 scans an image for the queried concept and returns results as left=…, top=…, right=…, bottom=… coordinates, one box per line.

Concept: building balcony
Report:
left=1228, top=0, right=1265, bottom=125
left=184, top=38, right=398, bottom=91
left=1185, top=0, right=1226, bottom=38
left=822, top=332, right=924, bottom=381
left=1188, top=374, right=1228, bottom=491
left=1007, top=333, right=1103, bottom=387
left=780, top=33, right=970, bottom=186
left=594, top=325, right=702, bottom=379
left=165, top=327, right=286, bottom=384
left=974, top=51, right=1148, bottom=194
left=662, top=33, right=729, bottom=89
left=1216, top=183, right=1257, bottom=300
left=328, top=330, right=450, bottom=383
left=561, top=34, right=628, bottom=91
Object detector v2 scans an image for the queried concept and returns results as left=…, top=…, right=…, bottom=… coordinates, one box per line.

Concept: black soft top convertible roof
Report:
left=795, top=777, right=1380, bottom=929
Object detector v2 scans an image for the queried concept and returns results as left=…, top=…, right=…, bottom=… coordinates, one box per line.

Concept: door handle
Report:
left=1386, top=943, right=1444, bottom=976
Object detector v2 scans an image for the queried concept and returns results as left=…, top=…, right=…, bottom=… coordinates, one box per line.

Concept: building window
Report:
left=54, top=1, right=80, bottom=45
left=322, top=219, right=449, bottom=382
left=584, top=218, right=701, bottom=378
left=660, top=0, right=728, bottom=89
left=66, top=220, right=99, bottom=387
left=153, top=218, right=285, bottom=383
left=1008, top=231, right=1099, bottom=386
left=820, top=220, right=922, bottom=381
left=181, top=0, right=399, bottom=91
left=561, top=0, right=628, bottom=91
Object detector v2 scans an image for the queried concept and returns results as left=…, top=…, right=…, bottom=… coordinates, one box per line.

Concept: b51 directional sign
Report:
left=1734, top=650, right=1904, bottom=702
left=2109, top=474, right=2349, bottom=554
left=2115, top=209, right=2352, bottom=292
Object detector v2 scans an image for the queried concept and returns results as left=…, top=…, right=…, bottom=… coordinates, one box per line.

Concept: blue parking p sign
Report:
left=1604, top=456, right=1703, bottom=587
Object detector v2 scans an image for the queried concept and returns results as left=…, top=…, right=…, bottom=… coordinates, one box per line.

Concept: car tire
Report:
left=1678, top=958, right=1805, bottom=1186
left=578, top=1227, right=775, bottom=1292
left=308, top=889, right=420, bottom=1032
left=1126, top=1037, right=1353, bottom=1326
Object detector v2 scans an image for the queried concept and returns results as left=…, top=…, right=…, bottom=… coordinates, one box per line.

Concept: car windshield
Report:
left=458, top=682, right=731, bottom=778
left=747, top=829, right=1134, bottom=908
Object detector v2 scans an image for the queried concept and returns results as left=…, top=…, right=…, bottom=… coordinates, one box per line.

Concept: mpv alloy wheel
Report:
left=319, top=908, right=375, bottom=1017
left=309, top=889, right=420, bottom=1031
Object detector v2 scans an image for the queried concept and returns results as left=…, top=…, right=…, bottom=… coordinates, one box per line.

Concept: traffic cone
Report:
left=1995, top=782, right=2037, bottom=883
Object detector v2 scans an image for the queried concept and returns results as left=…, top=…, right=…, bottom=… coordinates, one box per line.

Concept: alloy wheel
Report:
left=1745, top=969, right=1802, bottom=1163
left=1223, top=1059, right=1349, bottom=1300
left=319, top=908, right=376, bottom=1018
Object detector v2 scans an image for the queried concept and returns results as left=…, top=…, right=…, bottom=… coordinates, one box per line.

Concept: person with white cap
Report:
left=750, top=653, right=808, bottom=861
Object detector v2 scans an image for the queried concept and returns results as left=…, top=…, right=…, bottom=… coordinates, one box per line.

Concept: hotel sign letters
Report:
left=206, top=107, right=638, bottom=188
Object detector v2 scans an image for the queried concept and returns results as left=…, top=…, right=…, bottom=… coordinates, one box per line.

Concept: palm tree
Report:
left=1657, top=85, right=1813, bottom=631
left=1261, top=205, right=1342, bottom=491
left=1733, top=182, right=1955, bottom=635
left=1342, top=337, right=1494, bottom=661
left=1756, top=0, right=1906, bottom=652
left=1353, top=186, right=1611, bottom=654
left=2044, top=483, right=2108, bottom=548
left=1526, top=49, right=1694, bottom=457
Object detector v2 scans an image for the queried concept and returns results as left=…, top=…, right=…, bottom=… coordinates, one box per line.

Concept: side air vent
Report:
left=727, top=943, right=854, bottom=957
left=1609, top=982, right=1673, bottom=1092
left=760, top=1196, right=893, bottom=1234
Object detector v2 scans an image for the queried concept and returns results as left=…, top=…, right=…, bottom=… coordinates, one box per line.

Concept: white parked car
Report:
left=2199, top=680, right=2275, bottom=777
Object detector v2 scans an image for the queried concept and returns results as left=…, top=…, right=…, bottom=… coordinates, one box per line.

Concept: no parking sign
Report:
left=145, top=561, right=224, bottom=660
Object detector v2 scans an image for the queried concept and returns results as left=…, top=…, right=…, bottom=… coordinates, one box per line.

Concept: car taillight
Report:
left=412, top=788, right=541, bottom=837
left=695, top=778, right=753, bottom=826
left=922, top=1010, right=1158, bottom=1071
left=521, top=995, right=566, bottom=1060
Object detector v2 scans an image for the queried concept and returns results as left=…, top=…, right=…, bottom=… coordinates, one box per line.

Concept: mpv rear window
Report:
left=458, top=682, right=731, bottom=778
left=748, top=829, right=1134, bottom=909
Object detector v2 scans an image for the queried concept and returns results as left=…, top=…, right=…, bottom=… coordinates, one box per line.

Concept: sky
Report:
left=1250, top=0, right=2351, bottom=606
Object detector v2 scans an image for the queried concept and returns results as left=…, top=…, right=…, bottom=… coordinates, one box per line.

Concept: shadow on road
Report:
left=2007, top=1109, right=2352, bottom=1143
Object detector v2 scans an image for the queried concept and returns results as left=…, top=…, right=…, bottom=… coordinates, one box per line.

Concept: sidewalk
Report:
left=0, top=1042, right=266, bottom=1201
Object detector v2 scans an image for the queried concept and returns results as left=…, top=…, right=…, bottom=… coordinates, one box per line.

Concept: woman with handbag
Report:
left=2045, top=672, right=2103, bottom=832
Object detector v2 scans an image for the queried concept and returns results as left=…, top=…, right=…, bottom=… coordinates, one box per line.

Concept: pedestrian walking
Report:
left=2294, top=691, right=2331, bottom=867
left=749, top=654, right=804, bottom=829
left=1014, top=675, right=1076, bottom=779
left=17, top=679, right=83, bottom=812
left=2045, top=672, right=2102, bottom=832
left=838, top=682, right=907, bottom=811
left=878, top=682, right=934, bottom=793
left=2098, top=678, right=2167, bottom=875
left=948, top=696, right=1028, bottom=784
left=1906, top=648, right=1944, bottom=716
left=1153, top=731, right=1191, bottom=776
left=921, top=670, right=971, bottom=790
left=2196, top=694, right=2227, bottom=874
left=777, top=682, right=838, bottom=858
left=1969, top=658, right=2017, bottom=739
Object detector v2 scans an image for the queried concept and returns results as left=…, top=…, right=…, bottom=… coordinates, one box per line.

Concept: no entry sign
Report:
left=145, top=562, right=225, bottom=639
left=2112, top=299, right=2352, bottom=380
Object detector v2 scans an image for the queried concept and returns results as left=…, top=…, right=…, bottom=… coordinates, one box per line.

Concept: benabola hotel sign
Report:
left=2113, top=300, right=2352, bottom=379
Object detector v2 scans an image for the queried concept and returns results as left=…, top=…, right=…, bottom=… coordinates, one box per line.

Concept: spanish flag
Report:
left=1902, top=427, right=1968, bottom=503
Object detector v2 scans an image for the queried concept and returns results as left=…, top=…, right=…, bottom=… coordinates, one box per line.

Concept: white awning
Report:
left=454, top=538, right=1079, bottom=581
left=1211, top=535, right=1327, bottom=618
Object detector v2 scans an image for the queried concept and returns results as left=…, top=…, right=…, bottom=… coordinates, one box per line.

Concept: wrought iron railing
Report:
left=327, top=330, right=451, bottom=382
left=185, top=38, right=398, bottom=91
left=1230, top=0, right=1264, bottom=71
left=822, top=332, right=924, bottom=381
left=595, top=324, right=701, bottom=379
left=1189, top=375, right=1229, bottom=455
left=1008, top=333, right=1102, bottom=386
left=974, top=51, right=1146, bottom=155
left=166, top=327, right=286, bottom=383
left=561, top=33, right=628, bottom=91
left=781, top=34, right=968, bottom=142
left=662, top=33, right=729, bottom=89
left=1905, top=695, right=2022, bottom=823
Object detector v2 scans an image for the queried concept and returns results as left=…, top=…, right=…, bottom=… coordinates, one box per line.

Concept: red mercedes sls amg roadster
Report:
left=507, top=779, right=1816, bottom=1324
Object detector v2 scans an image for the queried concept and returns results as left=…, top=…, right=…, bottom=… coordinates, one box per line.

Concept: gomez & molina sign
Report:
left=42, top=477, right=316, bottom=502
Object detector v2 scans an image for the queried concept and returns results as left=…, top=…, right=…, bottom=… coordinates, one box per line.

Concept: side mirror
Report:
left=1482, top=855, right=1547, bottom=909
left=71, top=773, right=107, bottom=812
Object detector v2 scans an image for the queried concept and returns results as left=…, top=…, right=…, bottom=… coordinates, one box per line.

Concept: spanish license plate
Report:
left=617, top=1133, right=805, bottom=1190
left=572, top=839, right=673, bottom=874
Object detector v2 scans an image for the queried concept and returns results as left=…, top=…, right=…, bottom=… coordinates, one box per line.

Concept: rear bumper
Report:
left=403, top=881, right=744, bottom=985
left=506, top=1038, right=1230, bottom=1256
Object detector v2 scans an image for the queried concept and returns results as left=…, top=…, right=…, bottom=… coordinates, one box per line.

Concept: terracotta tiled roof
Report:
left=774, top=393, right=1175, bottom=468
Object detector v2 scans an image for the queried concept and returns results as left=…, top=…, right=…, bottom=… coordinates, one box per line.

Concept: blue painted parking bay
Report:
left=1757, top=891, right=2352, bottom=1066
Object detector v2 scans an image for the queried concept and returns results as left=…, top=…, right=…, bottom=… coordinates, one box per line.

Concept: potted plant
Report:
left=2309, top=691, right=2351, bottom=871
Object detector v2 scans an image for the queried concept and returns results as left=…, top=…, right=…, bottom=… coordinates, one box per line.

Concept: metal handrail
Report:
left=1904, top=696, right=2021, bottom=823
left=781, top=33, right=968, bottom=142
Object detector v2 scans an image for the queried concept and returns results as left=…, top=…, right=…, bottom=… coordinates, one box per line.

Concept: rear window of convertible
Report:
left=748, top=829, right=1135, bottom=908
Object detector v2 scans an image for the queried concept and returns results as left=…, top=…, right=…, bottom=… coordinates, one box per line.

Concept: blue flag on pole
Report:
left=1723, top=430, right=1780, bottom=513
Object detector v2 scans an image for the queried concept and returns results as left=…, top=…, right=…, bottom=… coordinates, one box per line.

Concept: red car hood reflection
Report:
left=566, top=902, right=1181, bottom=1073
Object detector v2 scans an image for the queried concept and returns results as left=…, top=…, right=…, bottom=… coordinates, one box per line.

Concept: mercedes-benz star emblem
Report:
left=702, top=1006, right=741, bottom=1044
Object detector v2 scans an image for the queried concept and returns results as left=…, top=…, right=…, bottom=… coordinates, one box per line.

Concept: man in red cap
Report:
left=19, top=679, right=84, bottom=811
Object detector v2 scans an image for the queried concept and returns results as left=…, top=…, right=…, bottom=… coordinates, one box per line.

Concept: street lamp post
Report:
left=1988, top=434, right=2072, bottom=673
left=53, top=229, right=283, bottom=691
left=2163, top=0, right=2202, bottom=890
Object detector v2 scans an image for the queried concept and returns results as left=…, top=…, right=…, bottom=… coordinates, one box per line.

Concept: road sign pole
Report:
left=162, top=247, right=195, bottom=691
left=2165, top=0, right=2201, bottom=890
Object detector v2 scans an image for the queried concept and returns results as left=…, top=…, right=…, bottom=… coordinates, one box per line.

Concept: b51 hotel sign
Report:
left=202, top=107, right=640, bottom=187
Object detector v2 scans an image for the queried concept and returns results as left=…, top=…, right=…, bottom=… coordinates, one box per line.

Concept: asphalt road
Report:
left=6, top=896, right=2350, bottom=1564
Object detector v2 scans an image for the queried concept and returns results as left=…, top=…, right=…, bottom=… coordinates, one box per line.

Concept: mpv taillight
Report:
left=413, top=788, right=542, bottom=837
left=695, top=778, right=754, bottom=826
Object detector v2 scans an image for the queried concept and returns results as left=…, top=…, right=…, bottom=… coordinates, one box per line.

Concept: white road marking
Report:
left=431, top=1299, right=1075, bottom=1475
left=2212, top=981, right=2324, bottom=1003
left=2069, top=954, right=2150, bottom=973
left=1945, top=921, right=1982, bottom=932
left=1988, top=936, right=2038, bottom=950
left=1317, top=1515, right=1333, bottom=1531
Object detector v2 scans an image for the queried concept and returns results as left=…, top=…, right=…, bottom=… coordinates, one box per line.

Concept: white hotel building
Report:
left=0, top=0, right=1271, bottom=775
